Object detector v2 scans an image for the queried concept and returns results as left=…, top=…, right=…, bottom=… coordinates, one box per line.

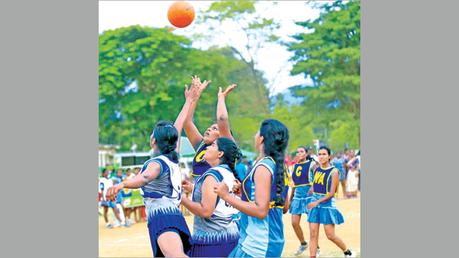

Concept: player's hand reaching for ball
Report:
left=213, top=182, right=230, bottom=200
left=191, top=75, right=211, bottom=95
left=184, top=83, right=199, bottom=102
left=218, top=84, right=237, bottom=98
left=106, top=184, right=123, bottom=202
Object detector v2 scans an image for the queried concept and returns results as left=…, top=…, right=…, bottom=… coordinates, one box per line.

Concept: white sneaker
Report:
left=316, top=247, right=321, bottom=257
left=293, top=243, right=308, bottom=256
left=344, top=249, right=356, bottom=258
left=105, top=223, right=113, bottom=229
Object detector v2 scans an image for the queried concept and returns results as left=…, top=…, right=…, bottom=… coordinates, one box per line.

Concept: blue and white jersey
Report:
left=192, top=164, right=239, bottom=243
left=238, top=157, right=285, bottom=257
left=99, top=177, right=112, bottom=201
left=140, top=155, right=182, bottom=211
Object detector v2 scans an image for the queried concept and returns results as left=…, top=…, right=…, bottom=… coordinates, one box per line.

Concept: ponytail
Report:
left=260, top=119, right=289, bottom=206
left=151, top=121, right=179, bottom=163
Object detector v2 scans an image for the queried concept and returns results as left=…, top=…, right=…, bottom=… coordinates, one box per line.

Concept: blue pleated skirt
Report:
left=289, top=185, right=313, bottom=215
left=307, top=194, right=344, bottom=225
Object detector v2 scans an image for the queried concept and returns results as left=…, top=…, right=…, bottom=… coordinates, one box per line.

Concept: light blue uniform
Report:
left=289, top=160, right=315, bottom=215
left=230, top=157, right=285, bottom=258
left=308, top=166, right=344, bottom=225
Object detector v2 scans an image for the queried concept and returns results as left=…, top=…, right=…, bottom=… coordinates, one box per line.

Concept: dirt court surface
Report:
left=99, top=197, right=360, bottom=257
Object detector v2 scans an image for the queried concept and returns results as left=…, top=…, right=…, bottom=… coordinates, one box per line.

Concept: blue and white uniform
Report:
left=332, top=157, right=346, bottom=181
left=289, top=160, right=315, bottom=215
left=191, top=141, right=211, bottom=182
left=99, top=177, right=116, bottom=208
left=140, top=155, right=192, bottom=257
left=112, top=176, right=124, bottom=204
left=308, top=166, right=344, bottom=225
left=190, top=164, right=240, bottom=257
left=229, top=157, right=285, bottom=258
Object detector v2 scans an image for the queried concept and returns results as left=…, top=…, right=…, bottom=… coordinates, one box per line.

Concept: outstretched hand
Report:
left=218, top=84, right=237, bottom=98
left=192, top=75, right=211, bottom=94
left=184, top=83, right=199, bottom=101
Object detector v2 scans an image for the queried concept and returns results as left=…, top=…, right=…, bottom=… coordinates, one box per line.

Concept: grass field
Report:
left=99, top=196, right=360, bottom=257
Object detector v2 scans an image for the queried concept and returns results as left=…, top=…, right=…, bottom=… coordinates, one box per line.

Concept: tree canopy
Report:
left=99, top=0, right=361, bottom=154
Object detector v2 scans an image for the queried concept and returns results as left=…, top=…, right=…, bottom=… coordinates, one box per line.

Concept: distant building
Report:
left=98, top=144, right=119, bottom=168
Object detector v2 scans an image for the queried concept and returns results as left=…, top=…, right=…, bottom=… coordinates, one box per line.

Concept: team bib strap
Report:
left=269, top=201, right=284, bottom=209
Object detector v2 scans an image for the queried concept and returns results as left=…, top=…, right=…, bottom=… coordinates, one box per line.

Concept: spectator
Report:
left=132, top=167, right=143, bottom=222
left=99, top=169, right=123, bottom=228
left=125, top=168, right=135, bottom=180
left=346, top=164, right=359, bottom=198
left=111, top=169, right=128, bottom=227
left=332, top=153, right=347, bottom=199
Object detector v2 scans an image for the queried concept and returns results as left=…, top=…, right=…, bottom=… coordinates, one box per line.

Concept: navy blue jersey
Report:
left=191, top=141, right=211, bottom=178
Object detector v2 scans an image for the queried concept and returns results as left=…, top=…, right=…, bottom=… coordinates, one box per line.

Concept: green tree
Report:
left=271, top=95, right=315, bottom=153
left=198, top=0, right=281, bottom=100
left=99, top=26, right=267, bottom=151
left=288, top=0, right=360, bottom=149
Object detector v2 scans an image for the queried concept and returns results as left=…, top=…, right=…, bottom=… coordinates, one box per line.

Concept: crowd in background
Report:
left=98, top=147, right=360, bottom=228
left=99, top=167, right=146, bottom=228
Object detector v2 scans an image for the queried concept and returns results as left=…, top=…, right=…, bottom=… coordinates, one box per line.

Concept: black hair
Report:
left=319, top=146, right=331, bottom=155
left=216, top=137, right=243, bottom=182
left=260, top=119, right=289, bottom=206
left=297, top=146, right=308, bottom=152
left=318, top=146, right=332, bottom=163
left=297, top=145, right=313, bottom=162
left=151, top=121, right=179, bottom=163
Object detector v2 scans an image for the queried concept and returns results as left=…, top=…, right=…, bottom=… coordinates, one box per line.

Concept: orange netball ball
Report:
left=167, top=1, right=195, bottom=28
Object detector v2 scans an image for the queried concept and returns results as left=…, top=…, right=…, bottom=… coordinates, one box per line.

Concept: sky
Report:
left=99, top=1, right=322, bottom=95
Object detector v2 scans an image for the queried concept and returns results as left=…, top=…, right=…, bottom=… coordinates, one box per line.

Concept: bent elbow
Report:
left=255, top=209, right=269, bottom=219
left=201, top=210, right=213, bottom=219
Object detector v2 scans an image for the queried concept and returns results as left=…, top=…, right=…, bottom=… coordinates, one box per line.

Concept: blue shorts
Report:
left=100, top=200, right=116, bottom=208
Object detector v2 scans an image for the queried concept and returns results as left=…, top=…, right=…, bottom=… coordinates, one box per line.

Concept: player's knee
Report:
left=309, top=228, right=319, bottom=238
left=291, top=219, right=300, bottom=228
left=325, top=231, right=336, bottom=241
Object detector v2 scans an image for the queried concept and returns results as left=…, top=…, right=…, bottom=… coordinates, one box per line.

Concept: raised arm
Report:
left=214, top=165, right=271, bottom=219
left=217, top=84, right=237, bottom=141
left=183, top=76, right=211, bottom=149
left=173, top=83, right=197, bottom=152
left=106, top=162, right=161, bottom=201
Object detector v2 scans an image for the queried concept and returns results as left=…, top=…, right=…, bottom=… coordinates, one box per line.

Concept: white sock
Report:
left=116, top=204, right=125, bottom=224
